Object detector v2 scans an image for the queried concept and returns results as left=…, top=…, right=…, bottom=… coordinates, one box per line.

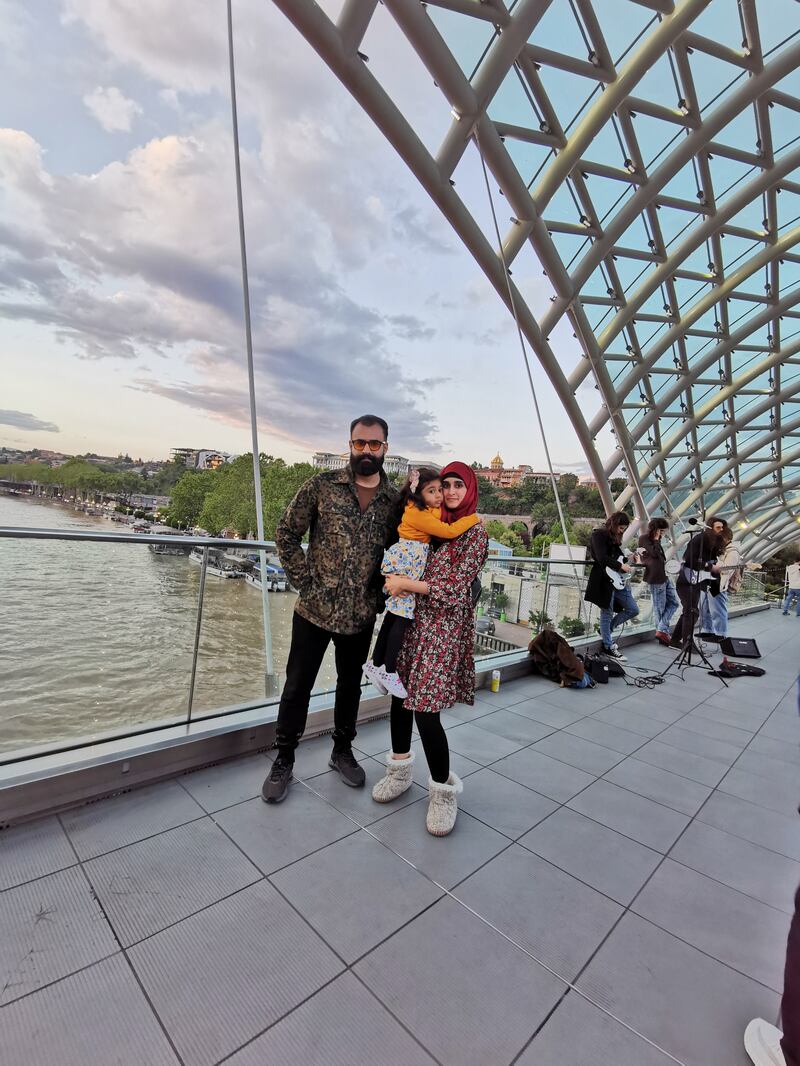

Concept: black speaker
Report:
left=719, top=637, right=761, bottom=659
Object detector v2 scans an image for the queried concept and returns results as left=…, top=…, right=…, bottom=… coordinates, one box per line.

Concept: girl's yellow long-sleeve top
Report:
left=397, top=503, right=479, bottom=543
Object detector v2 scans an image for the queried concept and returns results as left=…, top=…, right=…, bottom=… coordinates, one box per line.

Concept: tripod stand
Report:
left=660, top=569, right=728, bottom=687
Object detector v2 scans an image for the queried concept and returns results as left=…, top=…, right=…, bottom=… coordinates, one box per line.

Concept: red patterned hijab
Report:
left=440, top=461, right=479, bottom=524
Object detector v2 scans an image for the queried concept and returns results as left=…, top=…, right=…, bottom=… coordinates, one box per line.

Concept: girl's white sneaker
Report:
left=375, top=666, right=407, bottom=699
left=362, top=661, right=388, bottom=695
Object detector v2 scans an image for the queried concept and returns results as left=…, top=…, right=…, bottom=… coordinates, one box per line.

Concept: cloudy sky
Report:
left=1, top=0, right=596, bottom=470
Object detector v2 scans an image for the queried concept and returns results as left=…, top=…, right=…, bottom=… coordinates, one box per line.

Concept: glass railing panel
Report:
left=0, top=517, right=774, bottom=763
left=0, top=513, right=276, bottom=755
left=474, top=556, right=659, bottom=657
left=0, top=534, right=205, bottom=755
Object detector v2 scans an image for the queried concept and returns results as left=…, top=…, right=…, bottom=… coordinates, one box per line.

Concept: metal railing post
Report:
left=540, top=565, right=551, bottom=634
left=187, top=547, right=209, bottom=722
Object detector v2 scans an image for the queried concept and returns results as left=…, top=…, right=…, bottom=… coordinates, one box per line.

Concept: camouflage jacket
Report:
left=275, top=468, right=400, bottom=635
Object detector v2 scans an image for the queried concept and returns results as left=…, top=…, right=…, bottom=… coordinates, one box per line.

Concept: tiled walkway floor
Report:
left=1, top=610, right=798, bottom=1065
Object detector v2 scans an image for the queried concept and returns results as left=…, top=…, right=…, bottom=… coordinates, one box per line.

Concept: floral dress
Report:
left=397, top=524, right=489, bottom=714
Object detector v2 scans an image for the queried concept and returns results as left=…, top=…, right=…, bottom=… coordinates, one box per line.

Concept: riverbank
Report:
left=0, top=494, right=338, bottom=754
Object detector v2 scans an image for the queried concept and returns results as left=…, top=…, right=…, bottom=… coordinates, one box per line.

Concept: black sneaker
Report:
left=261, top=755, right=294, bottom=803
left=329, top=748, right=366, bottom=788
left=601, top=643, right=627, bottom=662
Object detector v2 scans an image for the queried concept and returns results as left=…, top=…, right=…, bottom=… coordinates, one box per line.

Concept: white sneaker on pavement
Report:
left=362, top=661, right=388, bottom=695
left=744, top=1018, right=787, bottom=1065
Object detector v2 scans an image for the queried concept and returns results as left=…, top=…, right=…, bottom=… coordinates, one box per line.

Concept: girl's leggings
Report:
left=372, top=612, right=410, bottom=673
left=389, top=695, right=449, bottom=783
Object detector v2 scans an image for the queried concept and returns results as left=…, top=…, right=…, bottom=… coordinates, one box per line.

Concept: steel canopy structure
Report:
left=272, top=0, right=800, bottom=560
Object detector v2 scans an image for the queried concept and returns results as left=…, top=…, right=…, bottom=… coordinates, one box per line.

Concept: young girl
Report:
left=363, top=466, right=480, bottom=698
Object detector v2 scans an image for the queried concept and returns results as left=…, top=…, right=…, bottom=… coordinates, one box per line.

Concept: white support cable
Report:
left=474, top=129, right=588, bottom=620
left=227, top=0, right=274, bottom=683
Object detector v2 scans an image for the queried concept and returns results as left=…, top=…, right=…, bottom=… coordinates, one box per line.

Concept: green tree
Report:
left=559, top=472, right=579, bottom=492
left=167, top=470, right=218, bottom=529
left=147, top=460, right=190, bottom=495
left=573, top=523, right=594, bottom=548
left=484, top=519, right=509, bottom=542
left=261, top=460, right=315, bottom=538
left=559, top=616, right=587, bottom=638
left=199, top=458, right=256, bottom=536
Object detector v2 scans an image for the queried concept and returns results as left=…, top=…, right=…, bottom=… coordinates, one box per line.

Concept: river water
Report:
left=0, top=493, right=340, bottom=755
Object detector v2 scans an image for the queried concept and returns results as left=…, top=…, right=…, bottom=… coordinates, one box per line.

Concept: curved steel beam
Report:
left=662, top=411, right=800, bottom=512
left=435, top=0, right=555, bottom=179
left=547, top=38, right=800, bottom=330
left=589, top=146, right=800, bottom=367
left=648, top=407, right=800, bottom=520
left=675, top=446, right=800, bottom=520
left=723, top=474, right=800, bottom=528
left=591, top=227, right=800, bottom=433
left=614, top=340, right=800, bottom=507
left=611, top=290, right=800, bottom=474
left=272, top=0, right=616, bottom=510
left=504, top=0, right=712, bottom=265
left=744, top=509, right=800, bottom=559
left=740, top=498, right=800, bottom=545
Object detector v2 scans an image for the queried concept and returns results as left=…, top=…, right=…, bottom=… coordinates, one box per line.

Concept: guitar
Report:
left=606, top=552, right=637, bottom=591
left=681, top=567, right=718, bottom=585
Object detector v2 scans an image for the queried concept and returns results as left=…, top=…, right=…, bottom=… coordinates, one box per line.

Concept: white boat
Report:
left=188, top=548, right=245, bottom=578
left=149, top=542, right=190, bottom=556
left=244, top=561, right=288, bottom=592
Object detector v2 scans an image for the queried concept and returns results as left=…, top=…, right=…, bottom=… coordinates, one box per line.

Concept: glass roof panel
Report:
left=287, top=0, right=800, bottom=553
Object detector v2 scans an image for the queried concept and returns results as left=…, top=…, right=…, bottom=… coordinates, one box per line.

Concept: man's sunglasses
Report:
left=350, top=438, right=386, bottom=453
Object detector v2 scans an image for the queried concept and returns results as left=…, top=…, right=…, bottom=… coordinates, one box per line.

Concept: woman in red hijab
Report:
left=371, top=462, right=488, bottom=835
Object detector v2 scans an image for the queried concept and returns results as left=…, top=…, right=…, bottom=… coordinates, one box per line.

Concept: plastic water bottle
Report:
left=490, top=669, right=501, bottom=693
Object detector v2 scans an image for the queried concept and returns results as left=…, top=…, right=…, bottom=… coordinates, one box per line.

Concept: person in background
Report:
left=783, top=561, right=800, bottom=616
left=744, top=680, right=799, bottom=1066
left=699, top=522, right=741, bottom=642
left=261, top=415, right=400, bottom=804
left=670, top=518, right=722, bottom=648
left=638, top=517, right=679, bottom=647
left=584, top=511, right=640, bottom=662
left=370, top=462, right=488, bottom=837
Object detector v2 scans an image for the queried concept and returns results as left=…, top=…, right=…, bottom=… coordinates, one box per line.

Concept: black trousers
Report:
left=372, top=613, right=410, bottom=672
left=672, top=578, right=702, bottom=644
left=275, top=612, right=374, bottom=760
left=783, top=883, right=800, bottom=1065
left=389, top=695, right=450, bottom=784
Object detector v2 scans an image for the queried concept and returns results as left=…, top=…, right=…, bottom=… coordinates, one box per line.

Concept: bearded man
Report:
left=262, top=415, right=400, bottom=804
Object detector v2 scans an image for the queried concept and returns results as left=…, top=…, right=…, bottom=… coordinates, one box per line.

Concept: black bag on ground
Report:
left=719, top=637, right=761, bottom=658
left=581, top=654, right=609, bottom=684
left=708, top=659, right=766, bottom=679
left=596, top=652, right=626, bottom=677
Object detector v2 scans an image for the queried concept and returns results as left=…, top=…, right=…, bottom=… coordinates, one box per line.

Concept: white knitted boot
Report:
left=425, top=773, right=463, bottom=836
left=371, top=751, right=415, bottom=803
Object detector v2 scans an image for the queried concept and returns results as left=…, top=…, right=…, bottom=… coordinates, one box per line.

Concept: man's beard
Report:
left=350, top=452, right=384, bottom=477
